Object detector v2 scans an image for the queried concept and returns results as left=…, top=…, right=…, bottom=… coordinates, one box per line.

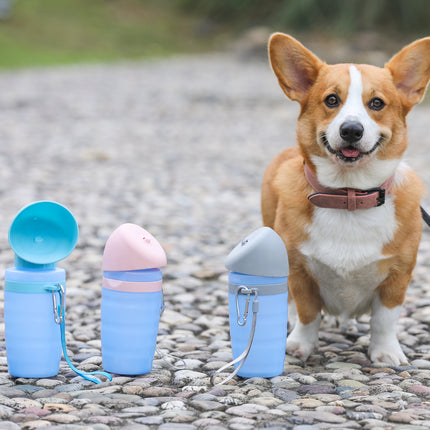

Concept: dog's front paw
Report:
left=286, top=338, right=315, bottom=361
left=286, top=316, right=320, bottom=361
left=369, top=339, right=408, bottom=366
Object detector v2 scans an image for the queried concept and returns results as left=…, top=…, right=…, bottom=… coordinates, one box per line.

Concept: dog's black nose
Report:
left=340, top=121, right=364, bottom=143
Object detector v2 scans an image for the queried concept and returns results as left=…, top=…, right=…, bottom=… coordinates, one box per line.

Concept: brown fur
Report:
left=263, top=34, right=430, bottom=333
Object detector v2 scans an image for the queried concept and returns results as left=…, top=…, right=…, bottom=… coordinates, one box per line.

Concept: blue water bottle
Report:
left=4, top=201, right=78, bottom=378
left=101, top=223, right=166, bottom=375
left=220, top=227, right=289, bottom=382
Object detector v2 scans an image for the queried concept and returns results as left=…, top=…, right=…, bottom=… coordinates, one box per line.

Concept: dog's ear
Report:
left=385, top=37, right=430, bottom=112
left=269, top=33, right=324, bottom=104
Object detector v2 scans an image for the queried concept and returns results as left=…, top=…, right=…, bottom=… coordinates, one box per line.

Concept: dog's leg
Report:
left=287, top=297, right=297, bottom=331
left=286, top=270, right=321, bottom=361
left=286, top=314, right=321, bottom=361
left=369, top=295, right=407, bottom=365
left=369, top=275, right=409, bottom=365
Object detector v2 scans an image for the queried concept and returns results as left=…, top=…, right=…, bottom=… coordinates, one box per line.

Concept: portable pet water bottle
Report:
left=101, top=223, right=166, bottom=375
left=214, top=227, right=289, bottom=384
left=4, top=201, right=79, bottom=378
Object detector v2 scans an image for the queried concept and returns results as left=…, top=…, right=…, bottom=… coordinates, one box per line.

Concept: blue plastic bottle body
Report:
left=4, top=267, right=65, bottom=378
left=228, top=272, right=288, bottom=378
left=101, top=270, right=163, bottom=375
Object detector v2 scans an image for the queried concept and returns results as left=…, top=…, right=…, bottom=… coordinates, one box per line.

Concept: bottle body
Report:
left=101, top=269, right=163, bottom=375
left=228, top=272, right=288, bottom=378
left=4, top=267, right=65, bottom=378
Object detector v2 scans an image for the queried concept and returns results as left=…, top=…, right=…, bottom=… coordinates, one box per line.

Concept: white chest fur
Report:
left=300, top=196, right=397, bottom=317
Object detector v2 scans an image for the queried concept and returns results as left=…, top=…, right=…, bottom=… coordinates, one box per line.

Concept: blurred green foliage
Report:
left=180, top=0, right=430, bottom=36
left=0, top=0, right=428, bottom=69
left=0, top=0, right=226, bottom=69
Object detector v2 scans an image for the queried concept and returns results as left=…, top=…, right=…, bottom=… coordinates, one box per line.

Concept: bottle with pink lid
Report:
left=101, top=223, right=166, bottom=375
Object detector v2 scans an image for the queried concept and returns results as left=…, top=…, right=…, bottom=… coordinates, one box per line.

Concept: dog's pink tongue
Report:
left=341, top=148, right=360, bottom=158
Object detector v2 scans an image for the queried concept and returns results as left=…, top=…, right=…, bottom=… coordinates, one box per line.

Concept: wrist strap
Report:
left=211, top=287, right=259, bottom=386
left=46, top=284, right=112, bottom=384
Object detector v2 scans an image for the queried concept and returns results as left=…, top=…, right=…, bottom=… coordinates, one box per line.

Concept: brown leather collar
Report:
left=304, top=163, right=395, bottom=211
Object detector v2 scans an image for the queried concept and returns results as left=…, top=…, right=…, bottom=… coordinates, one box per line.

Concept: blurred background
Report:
left=0, top=0, right=429, bottom=69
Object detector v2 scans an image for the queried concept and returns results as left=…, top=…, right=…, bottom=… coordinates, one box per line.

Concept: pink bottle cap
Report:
left=102, top=223, right=167, bottom=271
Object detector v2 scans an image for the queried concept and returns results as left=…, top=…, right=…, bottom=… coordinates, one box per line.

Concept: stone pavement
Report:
left=0, top=53, right=429, bottom=429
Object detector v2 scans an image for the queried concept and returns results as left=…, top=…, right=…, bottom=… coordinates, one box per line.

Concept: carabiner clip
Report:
left=236, top=286, right=252, bottom=326
left=52, top=283, right=65, bottom=325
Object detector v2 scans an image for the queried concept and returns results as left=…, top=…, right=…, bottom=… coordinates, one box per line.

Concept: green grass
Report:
left=0, top=0, right=225, bottom=69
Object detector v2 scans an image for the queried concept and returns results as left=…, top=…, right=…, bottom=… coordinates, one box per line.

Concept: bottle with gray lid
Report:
left=225, top=226, right=289, bottom=379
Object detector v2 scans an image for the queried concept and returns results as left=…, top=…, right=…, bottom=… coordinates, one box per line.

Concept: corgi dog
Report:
left=262, top=34, right=430, bottom=365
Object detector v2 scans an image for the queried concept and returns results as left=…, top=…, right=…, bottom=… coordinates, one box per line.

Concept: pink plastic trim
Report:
left=102, top=277, right=162, bottom=293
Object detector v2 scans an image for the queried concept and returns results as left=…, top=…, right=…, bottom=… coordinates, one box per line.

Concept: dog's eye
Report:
left=369, top=97, right=385, bottom=111
left=324, top=94, right=340, bottom=108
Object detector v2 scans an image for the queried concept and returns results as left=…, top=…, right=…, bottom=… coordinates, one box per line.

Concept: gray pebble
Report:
left=294, top=410, right=347, bottom=424
left=135, top=416, right=165, bottom=425
left=293, top=426, right=322, bottom=430
left=121, top=425, right=151, bottom=430
left=13, top=385, right=44, bottom=395
left=346, top=411, right=384, bottom=420
left=158, top=424, right=197, bottom=430
left=0, top=405, right=14, bottom=419
left=190, top=400, right=226, bottom=411
left=0, top=423, right=20, bottom=430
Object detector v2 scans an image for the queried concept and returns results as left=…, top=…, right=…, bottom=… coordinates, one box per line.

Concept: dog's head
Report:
left=269, top=34, right=430, bottom=187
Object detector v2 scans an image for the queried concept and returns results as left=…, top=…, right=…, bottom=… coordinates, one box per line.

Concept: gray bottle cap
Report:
left=225, top=227, right=289, bottom=277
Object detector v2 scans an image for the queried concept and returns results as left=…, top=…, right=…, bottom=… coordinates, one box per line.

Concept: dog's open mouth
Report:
left=320, top=133, right=383, bottom=163
left=339, top=147, right=361, bottom=162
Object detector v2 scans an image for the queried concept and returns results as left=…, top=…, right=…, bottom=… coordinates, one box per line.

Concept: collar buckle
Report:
left=367, top=187, right=386, bottom=206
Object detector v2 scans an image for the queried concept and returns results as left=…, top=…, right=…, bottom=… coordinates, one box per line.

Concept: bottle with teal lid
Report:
left=4, top=201, right=78, bottom=377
